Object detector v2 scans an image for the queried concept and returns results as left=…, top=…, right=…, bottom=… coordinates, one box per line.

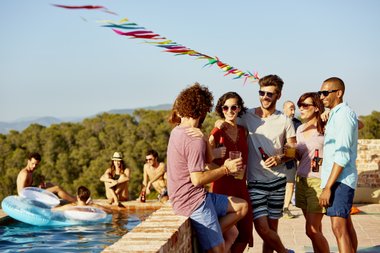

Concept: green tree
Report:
left=359, top=111, right=380, bottom=139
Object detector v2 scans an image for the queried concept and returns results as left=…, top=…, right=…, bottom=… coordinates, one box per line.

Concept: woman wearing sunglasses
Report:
left=294, top=92, right=330, bottom=252
left=208, top=92, right=253, bottom=253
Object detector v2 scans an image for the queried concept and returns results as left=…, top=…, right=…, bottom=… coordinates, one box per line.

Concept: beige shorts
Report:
left=295, top=176, right=326, bottom=213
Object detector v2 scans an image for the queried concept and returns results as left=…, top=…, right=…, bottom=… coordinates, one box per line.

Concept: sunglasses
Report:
left=318, top=89, right=338, bottom=96
left=222, top=105, right=239, bottom=112
left=258, top=90, right=275, bottom=98
left=297, top=103, right=314, bottom=109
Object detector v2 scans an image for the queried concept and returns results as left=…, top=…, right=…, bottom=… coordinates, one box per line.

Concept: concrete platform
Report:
left=246, top=204, right=380, bottom=253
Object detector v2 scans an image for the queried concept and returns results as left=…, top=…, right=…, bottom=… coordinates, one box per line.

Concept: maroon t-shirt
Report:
left=167, top=126, right=207, bottom=216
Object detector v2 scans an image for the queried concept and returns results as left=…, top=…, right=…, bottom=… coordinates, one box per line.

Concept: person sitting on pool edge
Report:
left=100, top=152, right=130, bottom=207
left=141, top=149, right=168, bottom=202
left=17, top=152, right=76, bottom=203
left=54, top=186, right=112, bottom=214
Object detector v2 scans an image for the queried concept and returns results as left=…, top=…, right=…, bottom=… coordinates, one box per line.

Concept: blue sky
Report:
left=0, top=0, right=379, bottom=122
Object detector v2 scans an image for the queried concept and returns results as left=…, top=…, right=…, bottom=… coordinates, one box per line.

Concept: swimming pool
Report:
left=0, top=210, right=152, bottom=252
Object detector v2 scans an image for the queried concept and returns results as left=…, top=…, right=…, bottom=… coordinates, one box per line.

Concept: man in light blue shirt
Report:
left=318, top=77, right=358, bottom=253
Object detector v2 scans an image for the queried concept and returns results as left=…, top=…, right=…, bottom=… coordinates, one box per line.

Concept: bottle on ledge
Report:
left=311, top=149, right=320, bottom=172
left=258, top=147, right=269, bottom=161
left=140, top=188, right=146, bottom=203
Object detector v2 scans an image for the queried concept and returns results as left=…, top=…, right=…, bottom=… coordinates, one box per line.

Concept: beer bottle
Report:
left=312, top=149, right=320, bottom=172
left=140, top=189, right=146, bottom=203
left=258, top=147, right=269, bottom=161
left=218, top=136, right=225, bottom=148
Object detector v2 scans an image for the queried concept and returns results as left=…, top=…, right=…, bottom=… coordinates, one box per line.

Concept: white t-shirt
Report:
left=238, top=108, right=296, bottom=182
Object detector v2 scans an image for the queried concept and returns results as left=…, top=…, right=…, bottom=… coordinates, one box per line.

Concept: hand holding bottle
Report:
left=258, top=147, right=281, bottom=168
left=311, top=149, right=322, bottom=172
left=213, top=136, right=226, bottom=159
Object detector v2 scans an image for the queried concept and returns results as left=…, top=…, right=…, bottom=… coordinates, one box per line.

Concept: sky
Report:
left=0, top=0, right=379, bottom=122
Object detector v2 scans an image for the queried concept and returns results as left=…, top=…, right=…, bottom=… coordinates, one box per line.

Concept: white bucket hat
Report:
left=111, top=152, right=123, bottom=161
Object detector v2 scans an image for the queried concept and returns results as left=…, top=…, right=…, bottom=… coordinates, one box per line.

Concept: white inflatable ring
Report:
left=63, top=206, right=107, bottom=221
left=1, top=196, right=109, bottom=226
left=20, top=187, right=60, bottom=207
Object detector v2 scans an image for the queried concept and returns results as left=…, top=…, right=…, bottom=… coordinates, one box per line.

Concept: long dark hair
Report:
left=297, top=92, right=326, bottom=134
left=109, top=160, right=126, bottom=175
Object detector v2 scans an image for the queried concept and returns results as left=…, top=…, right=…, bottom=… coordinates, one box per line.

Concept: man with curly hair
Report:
left=167, top=83, right=248, bottom=253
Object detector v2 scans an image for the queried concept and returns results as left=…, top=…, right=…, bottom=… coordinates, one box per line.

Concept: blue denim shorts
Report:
left=326, top=182, right=355, bottom=218
left=190, top=192, right=229, bottom=251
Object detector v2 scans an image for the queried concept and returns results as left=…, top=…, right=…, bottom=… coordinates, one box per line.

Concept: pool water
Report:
left=0, top=210, right=152, bottom=252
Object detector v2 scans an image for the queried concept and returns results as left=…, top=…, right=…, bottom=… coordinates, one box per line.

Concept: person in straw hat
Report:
left=100, top=152, right=130, bottom=207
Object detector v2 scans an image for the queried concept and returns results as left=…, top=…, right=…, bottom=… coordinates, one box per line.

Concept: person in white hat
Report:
left=100, top=152, right=130, bottom=207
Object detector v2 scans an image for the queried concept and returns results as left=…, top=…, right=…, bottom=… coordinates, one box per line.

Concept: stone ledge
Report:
left=102, top=203, right=193, bottom=253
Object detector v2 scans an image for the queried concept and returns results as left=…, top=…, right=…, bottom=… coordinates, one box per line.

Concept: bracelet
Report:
left=223, top=165, right=230, bottom=176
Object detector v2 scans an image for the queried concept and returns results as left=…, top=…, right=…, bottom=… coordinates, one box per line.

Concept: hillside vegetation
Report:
left=0, top=109, right=219, bottom=202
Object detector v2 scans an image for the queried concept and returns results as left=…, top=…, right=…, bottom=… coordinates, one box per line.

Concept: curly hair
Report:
left=169, top=82, right=213, bottom=124
left=259, top=74, right=284, bottom=93
left=215, top=92, right=247, bottom=118
left=28, top=152, right=41, bottom=161
left=297, top=92, right=326, bottom=134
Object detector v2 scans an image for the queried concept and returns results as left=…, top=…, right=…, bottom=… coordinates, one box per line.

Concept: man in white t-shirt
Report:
left=238, top=75, right=296, bottom=253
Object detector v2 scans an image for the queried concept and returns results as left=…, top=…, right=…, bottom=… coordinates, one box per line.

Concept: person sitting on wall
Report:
left=100, top=152, right=130, bottom=207
left=17, top=152, right=76, bottom=203
left=141, top=149, right=168, bottom=202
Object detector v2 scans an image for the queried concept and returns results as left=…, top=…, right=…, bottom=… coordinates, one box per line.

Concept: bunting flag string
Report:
left=53, top=4, right=260, bottom=83
left=52, top=4, right=117, bottom=15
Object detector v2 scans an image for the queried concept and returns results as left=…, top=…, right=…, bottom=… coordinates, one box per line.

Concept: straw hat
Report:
left=111, top=152, right=123, bottom=161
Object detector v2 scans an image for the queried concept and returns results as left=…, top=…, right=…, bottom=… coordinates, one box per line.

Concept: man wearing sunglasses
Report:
left=318, top=77, right=358, bottom=253
left=238, top=75, right=296, bottom=253
left=142, top=149, right=168, bottom=202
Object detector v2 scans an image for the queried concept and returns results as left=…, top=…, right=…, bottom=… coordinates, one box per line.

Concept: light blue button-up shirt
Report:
left=321, top=102, right=358, bottom=189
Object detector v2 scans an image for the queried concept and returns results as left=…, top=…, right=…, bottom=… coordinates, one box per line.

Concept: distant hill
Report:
left=0, top=104, right=172, bottom=134
left=0, top=117, right=63, bottom=134
left=107, top=103, right=172, bottom=115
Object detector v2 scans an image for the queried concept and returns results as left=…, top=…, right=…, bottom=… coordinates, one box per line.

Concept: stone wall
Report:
left=102, top=203, right=193, bottom=253
left=355, top=139, right=380, bottom=203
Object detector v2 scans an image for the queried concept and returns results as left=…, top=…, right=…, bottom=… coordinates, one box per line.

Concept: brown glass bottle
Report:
left=140, top=189, right=146, bottom=203
left=218, top=136, right=225, bottom=148
left=258, top=147, right=269, bottom=161
left=312, top=149, right=320, bottom=172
